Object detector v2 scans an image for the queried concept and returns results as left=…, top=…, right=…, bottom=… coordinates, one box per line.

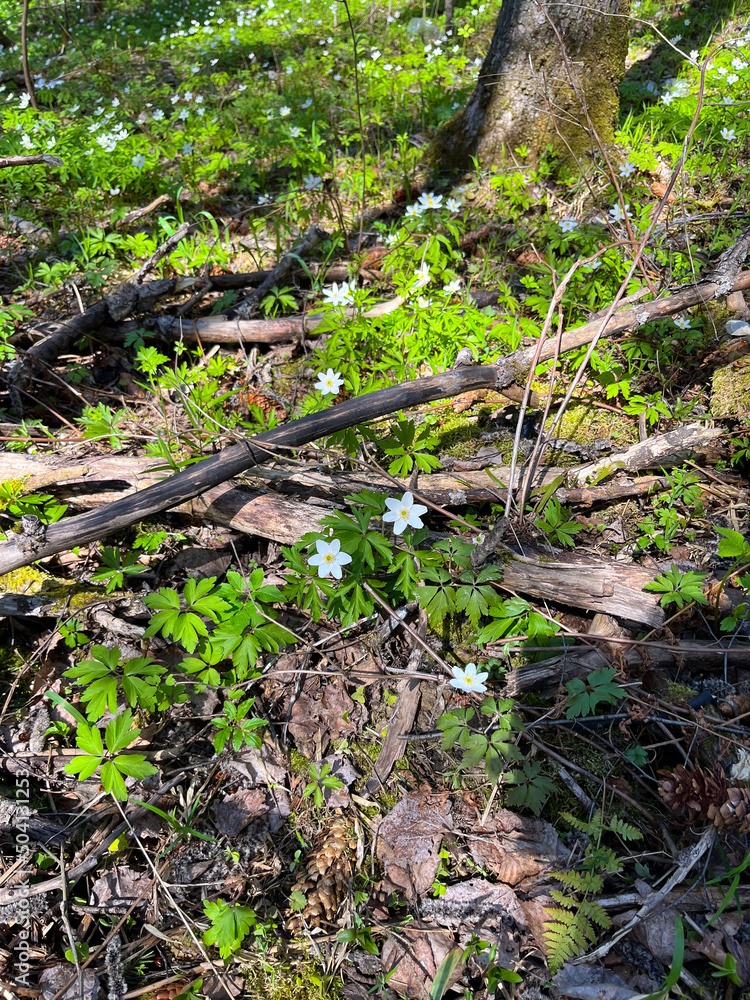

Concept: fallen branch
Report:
left=134, top=220, right=196, bottom=284
left=1, top=268, right=747, bottom=574
left=0, top=153, right=63, bottom=169
left=20, top=276, right=196, bottom=366
left=155, top=295, right=404, bottom=343
left=571, top=422, right=723, bottom=485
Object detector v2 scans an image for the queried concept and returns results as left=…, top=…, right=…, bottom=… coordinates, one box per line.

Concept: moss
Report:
left=550, top=402, right=637, bottom=449
left=665, top=681, right=698, bottom=705
left=0, top=567, right=107, bottom=614
left=289, top=749, right=309, bottom=774
left=0, top=566, right=48, bottom=595
left=242, top=962, right=343, bottom=1000
left=712, top=363, right=750, bottom=417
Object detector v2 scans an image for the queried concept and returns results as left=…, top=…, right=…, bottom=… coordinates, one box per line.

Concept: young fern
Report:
left=544, top=871, right=611, bottom=972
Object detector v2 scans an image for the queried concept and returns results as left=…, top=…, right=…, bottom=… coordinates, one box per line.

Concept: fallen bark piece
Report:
left=571, top=422, right=723, bottom=486
left=501, top=549, right=664, bottom=627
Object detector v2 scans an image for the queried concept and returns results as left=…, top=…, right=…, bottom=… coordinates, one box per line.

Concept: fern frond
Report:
left=544, top=906, right=599, bottom=972
left=560, top=809, right=602, bottom=835
left=553, top=870, right=603, bottom=894
left=609, top=815, right=643, bottom=841
left=577, top=899, right=612, bottom=929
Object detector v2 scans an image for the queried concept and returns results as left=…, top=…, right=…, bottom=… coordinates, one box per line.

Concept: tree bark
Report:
left=432, top=0, right=629, bottom=168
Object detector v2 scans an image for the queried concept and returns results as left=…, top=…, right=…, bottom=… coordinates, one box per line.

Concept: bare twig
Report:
left=0, top=154, right=63, bottom=169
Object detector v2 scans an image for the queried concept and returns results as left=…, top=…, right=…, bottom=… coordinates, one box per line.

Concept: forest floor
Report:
left=1, top=1, right=750, bottom=999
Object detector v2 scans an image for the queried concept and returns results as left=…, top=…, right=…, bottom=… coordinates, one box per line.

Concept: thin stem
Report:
left=340, top=0, right=367, bottom=252
left=21, top=0, right=38, bottom=109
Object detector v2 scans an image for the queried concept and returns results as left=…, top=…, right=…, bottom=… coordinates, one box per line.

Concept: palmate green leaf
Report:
left=393, top=550, right=420, bottom=600
left=203, top=899, right=257, bottom=959
left=417, top=569, right=456, bottom=627
left=171, top=611, right=209, bottom=653
left=114, top=753, right=158, bottom=779
left=79, top=677, right=118, bottom=720
left=717, top=527, right=750, bottom=560
left=644, top=565, right=708, bottom=609
left=144, top=587, right=181, bottom=614
left=64, top=753, right=102, bottom=780
left=75, top=721, right=104, bottom=758
left=100, top=760, right=128, bottom=801
left=104, top=709, right=140, bottom=753
left=565, top=668, right=625, bottom=719
left=506, top=760, right=556, bottom=815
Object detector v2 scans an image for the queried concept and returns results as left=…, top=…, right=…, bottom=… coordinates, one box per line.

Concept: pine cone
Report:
left=658, top=765, right=728, bottom=820
left=287, top=815, right=353, bottom=932
left=709, top=785, right=750, bottom=833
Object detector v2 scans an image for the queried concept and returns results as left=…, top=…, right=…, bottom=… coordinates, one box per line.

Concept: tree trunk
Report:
left=432, top=0, right=629, bottom=168
left=445, top=0, right=454, bottom=34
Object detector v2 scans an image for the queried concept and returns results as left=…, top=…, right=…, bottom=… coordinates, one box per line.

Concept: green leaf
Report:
left=75, top=722, right=104, bottom=758
left=113, top=754, right=158, bottom=779
left=105, top=710, right=140, bottom=753
left=644, top=565, right=708, bottom=608
left=566, top=668, right=625, bottom=719
left=717, top=527, right=749, bottom=560
left=429, top=946, right=463, bottom=1000
left=100, top=760, right=128, bottom=801
left=64, top=754, right=102, bottom=780
left=203, top=899, right=257, bottom=959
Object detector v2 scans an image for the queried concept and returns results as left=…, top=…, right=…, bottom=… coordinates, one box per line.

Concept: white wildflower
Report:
left=449, top=662, right=489, bottom=694
left=308, top=538, right=352, bottom=580
left=314, top=368, right=344, bottom=395
left=383, top=492, right=428, bottom=534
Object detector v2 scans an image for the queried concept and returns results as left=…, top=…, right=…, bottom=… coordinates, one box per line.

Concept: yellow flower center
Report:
left=399, top=507, right=409, bottom=519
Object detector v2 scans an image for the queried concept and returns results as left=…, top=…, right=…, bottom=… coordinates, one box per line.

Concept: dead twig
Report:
left=0, top=154, right=63, bottom=169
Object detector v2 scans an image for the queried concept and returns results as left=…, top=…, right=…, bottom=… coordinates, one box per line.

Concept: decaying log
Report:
left=505, top=639, right=750, bottom=695
left=502, top=548, right=664, bottom=627
left=572, top=422, right=723, bottom=485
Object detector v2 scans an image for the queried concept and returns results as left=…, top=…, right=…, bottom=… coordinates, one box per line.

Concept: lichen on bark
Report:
left=432, top=0, right=630, bottom=169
